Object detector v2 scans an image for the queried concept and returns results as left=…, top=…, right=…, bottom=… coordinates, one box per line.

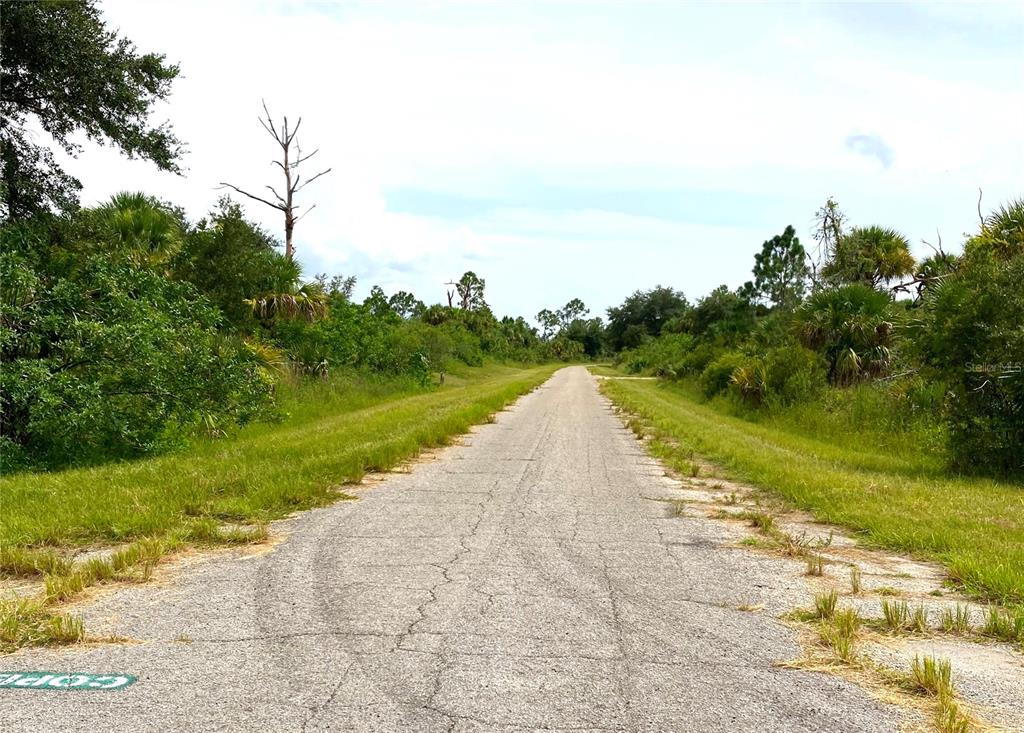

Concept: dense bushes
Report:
left=1, top=217, right=272, bottom=469
left=0, top=195, right=572, bottom=471
left=912, top=201, right=1024, bottom=474
left=699, top=346, right=825, bottom=406
left=700, top=352, right=746, bottom=397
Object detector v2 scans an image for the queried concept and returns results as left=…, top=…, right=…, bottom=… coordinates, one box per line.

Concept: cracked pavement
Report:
left=0, top=367, right=900, bottom=731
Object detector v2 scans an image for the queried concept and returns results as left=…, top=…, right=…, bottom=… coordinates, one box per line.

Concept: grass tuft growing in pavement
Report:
left=814, top=590, right=838, bottom=620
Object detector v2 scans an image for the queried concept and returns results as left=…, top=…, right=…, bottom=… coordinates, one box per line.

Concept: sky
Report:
left=65, top=1, right=1024, bottom=322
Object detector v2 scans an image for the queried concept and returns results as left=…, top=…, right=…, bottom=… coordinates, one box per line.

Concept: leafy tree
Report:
left=745, top=225, right=808, bottom=309
left=314, top=273, right=357, bottom=306
left=535, top=308, right=560, bottom=340
left=689, top=285, right=756, bottom=342
left=606, top=286, right=689, bottom=351
left=363, top=286, right=395, bottom=320
left=562, top=317, right=605, bottom=358
left=0, top=0, right=182, bottom=219
left=498, top=316, right=539, bottom=354
left=793, top=284, right=896, bottom=385
left=388, top=291, right=425, bottom=319
left=453, top=271, right=487, bottom=310
left=558, top=298, right=589, bottom=328
left=822, top=225, right=915, bottom=289
left=173, top=199, right=299, bottom=330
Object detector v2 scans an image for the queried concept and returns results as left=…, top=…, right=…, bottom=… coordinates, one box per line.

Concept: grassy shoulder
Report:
left=1, top=362, right=556, bottom=651
left=600, top=377, right=1024, bottom=605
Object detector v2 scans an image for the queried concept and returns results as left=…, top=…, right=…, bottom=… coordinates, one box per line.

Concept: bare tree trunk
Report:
left=220, top=101, right=330, bottom=261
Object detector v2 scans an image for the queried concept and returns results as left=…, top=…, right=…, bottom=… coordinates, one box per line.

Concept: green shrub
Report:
left=762, top=345, right=827, bottom=406
left=700, top=351, right=746, bottom=398
left=913, top=199, right=1024, bottom=475
left=675, top=342, right=722, bottom=376
left=0, top=221, right=274, bottom=467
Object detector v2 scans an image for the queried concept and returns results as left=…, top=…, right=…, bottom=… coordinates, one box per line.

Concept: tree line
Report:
left=609, top=197, right=1023, bottom=476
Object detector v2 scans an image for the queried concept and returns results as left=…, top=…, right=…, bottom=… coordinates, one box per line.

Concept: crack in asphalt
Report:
left=0, top=368, right=903, bottom=733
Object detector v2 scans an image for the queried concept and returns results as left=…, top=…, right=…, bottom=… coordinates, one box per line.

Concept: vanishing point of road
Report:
left=0, top=367, right=898, bottom=731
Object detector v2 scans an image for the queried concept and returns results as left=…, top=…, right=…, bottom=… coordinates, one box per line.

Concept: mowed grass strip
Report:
left=1, top=364, right=556, bottom=549
left=601, top=378, right=1024, bottom=604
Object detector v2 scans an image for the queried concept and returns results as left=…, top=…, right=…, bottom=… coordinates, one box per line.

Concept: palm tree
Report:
left=94, top=191, right=183, bottom=265
left=822, top=225, right=915, bottom=289
left=965, top=197, right=1024, bottom=261
left=245, top=281, right=328, bottom=322
left=793, top=284, right=895, bottom=385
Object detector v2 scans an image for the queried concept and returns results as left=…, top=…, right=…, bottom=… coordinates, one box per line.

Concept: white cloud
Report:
left=58, top=0, right=1024, bottom=315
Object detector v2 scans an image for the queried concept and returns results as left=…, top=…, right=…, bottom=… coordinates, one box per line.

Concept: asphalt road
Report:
left=0, top=367, right=899, bottom=731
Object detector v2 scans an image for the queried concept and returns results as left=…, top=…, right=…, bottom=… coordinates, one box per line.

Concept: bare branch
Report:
left=265, top=185, right=287, bottom=205
left=294, top=148, right=320, bottom=166
left=295, top=203, right=318, bottom=223
left=260, top=100, right=281, bottom=142
left=977, top=187, right=985, bottom=229
left=287, top=117, right=302, bottom=145
left=218, top=182, right=286, bottom=211
left=293, top=167, right=332, bottom=193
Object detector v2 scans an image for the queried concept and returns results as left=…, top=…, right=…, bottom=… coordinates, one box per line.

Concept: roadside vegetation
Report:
left=1, top=362, right=554, bottom=652
left=601, top=376, right=1024, bottom=605
left=594, top=192, right=1022, bottom=607
left=0, top=2, right=574, bottom=653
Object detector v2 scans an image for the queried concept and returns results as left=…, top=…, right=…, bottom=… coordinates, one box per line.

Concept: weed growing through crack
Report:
left=910, top=655, right=953, bottom=697
left=668, top=500, right=688, bottom=518
left=882, top=599, right=911, bottom=632
left=0, top=599, right=84, bottom=653
left=820, top=608, right=861, bottom=663
left=910, top=604, right=930, bottom=633
left=814, top=590, right=838, bottom=620
left=935, top=695, right=972, bottom=733
left=980, top=606, right=1024, bottom=645
left=850, top=565, right=862, bottom=594
left=805, top=554, right=825, bottom=576
left=740, top=511, right=776, bottom=532
left=939, top=605, right=972, bottom=635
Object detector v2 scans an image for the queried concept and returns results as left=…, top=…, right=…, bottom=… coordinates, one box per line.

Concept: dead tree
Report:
left=219, top=101, right=331, bottom=260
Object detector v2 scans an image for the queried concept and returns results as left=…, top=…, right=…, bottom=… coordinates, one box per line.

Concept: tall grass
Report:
left=0, top=364, right=555, bottom=549
left=601, top=378, right=1024, bottom=604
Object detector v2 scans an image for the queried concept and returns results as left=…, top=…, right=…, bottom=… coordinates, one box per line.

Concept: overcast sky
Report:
left=70, top=1, right=1023, bottom=321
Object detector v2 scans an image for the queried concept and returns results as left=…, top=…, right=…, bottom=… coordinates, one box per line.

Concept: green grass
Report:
left=585, top=364, right=624, bottom=378
left=1, top=363, right=554, bottom=548
left=600, top=378, right=1024, bottom=604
